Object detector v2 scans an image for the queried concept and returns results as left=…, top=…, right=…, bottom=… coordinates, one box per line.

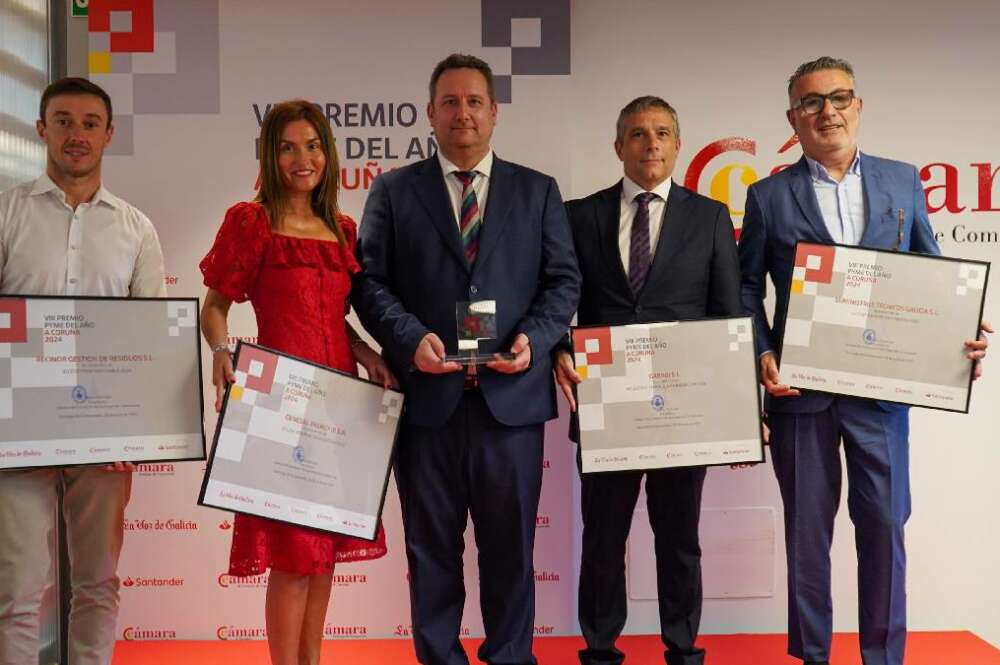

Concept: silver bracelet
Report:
left=210, top=343, right=231, bottom=354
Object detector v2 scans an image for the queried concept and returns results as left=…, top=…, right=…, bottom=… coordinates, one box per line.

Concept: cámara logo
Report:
left=683, top=135, right=1000, bottom=244
left=218, top=572, right=268, bottom=589
left=122, top=626, right=177, bottom=641
left=217, top=625, right=267, bottom=641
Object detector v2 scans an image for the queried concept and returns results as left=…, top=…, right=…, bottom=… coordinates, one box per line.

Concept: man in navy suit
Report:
left=554, top=96, right=742, bottom=665
left=738, top=56, right=989, bottom=665
left=354, top=53, right=580, bottom=665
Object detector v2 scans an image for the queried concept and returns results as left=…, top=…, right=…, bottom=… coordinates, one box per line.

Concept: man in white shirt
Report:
left=0, top=77, right=166, bottom=665
left=555, top=96, right=742, bottom=665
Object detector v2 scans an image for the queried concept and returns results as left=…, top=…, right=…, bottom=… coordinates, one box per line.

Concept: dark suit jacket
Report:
left=566, top=179, right=743, bottom=439
left=738, top=153, right=941, bottom=414
left=354, top=155, right=581, bottom=428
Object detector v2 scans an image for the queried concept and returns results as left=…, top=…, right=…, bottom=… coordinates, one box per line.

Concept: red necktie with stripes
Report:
left=455, top=170, right=482, bottom=265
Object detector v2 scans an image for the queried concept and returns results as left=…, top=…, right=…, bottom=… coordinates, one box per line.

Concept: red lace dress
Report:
left=200, top=201, right=387, bottom=576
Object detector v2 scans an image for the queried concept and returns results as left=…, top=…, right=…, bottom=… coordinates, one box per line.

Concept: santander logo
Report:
left=122, top=575, right=184, bottom=589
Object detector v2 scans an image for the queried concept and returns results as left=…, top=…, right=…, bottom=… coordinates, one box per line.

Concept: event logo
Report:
left=135, top=462, right=175, bottom=476
left=396, top=624, right=470, bottom=637
left=324, top=624, right=368, bottom=638
left=123, top=518, right=198, bottom=531
left=481, top=0, right=571, bottom=103
left=122, top=575, right=184, bottom=589
left=71, top=386, right=88, bottom=403
left=333, top=573, right=368, bottom=587
left=651, top=394, right=665, bottom=411
left=217, top=625, right=267, bottom=641
left=535, top=570, right=560, bottom=582
left=684, top=135, right=1000, bottom=243
left=218, top=520, right=232, bottom=530
left=87, top=0, right=221, bottom=155
left=122, top=626, right=177, bottom=640
left=218, top=572, right=268, bottom=589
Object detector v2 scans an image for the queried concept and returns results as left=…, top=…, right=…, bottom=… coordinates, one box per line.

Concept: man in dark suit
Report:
left=354, top=53, right=580, bottom=665
left=738, top=56, right=989, bottom=665
left=554, top=96, right=742, bottom=665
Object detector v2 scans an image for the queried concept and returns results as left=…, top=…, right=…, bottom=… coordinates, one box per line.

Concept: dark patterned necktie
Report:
left=629, top=192, right=656, bottom=295
left=454, top=170, right=481, bottom=264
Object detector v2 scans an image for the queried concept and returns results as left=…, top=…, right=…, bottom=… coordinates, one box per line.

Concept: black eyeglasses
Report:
left=792, top=89, right=856, bottom=114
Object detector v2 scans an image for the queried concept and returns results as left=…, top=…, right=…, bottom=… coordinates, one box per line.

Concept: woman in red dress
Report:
left=199, top=99, right=395, bottom=665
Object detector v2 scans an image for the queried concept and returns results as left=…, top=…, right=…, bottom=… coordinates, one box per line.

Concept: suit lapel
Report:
left=789, top=157, right=836, bottom=244
left=596, top=181, right=632, bottom=297
left=642, top=181, right=689, bottom=297
left=472, top=157, right=515, bottom=269
left=859, top=153, right=892, bottom=247
left=411, top=157, right=468, bottom=270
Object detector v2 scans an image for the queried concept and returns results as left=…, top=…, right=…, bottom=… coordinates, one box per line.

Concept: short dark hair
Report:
left=429, top=53, right=495, bottom=103
left=787, top=56, right=856, bottom=98
left=39, top=77, right=114, bottom=127
left=616, top=96, right=680, bottom=142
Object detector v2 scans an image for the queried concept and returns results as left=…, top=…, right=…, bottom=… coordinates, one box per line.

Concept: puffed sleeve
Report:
left=337, top=213, right=361, bottom=276
left=199, top=202, right=270, bottom=303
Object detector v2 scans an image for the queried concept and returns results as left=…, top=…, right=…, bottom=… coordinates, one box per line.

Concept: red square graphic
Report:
left=794, top=243, right=836, bottom=284
left=89, top=0, right=154, bottom=53
left=236, top=346, right=278, bottom=394
left=573, top=327, right=613, bottom=366
left=0, top=299, right=28, bottom=344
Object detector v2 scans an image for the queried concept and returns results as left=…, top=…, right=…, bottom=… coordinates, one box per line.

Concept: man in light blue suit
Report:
left=738, top=56, right=989, bottom=665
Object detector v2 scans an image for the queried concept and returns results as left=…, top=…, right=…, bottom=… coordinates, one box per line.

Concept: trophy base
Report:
left=443, top=352, right=516, bottom=365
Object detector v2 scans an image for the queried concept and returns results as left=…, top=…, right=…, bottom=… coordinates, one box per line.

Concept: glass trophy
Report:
left=443, top=300, right=515, bottom=365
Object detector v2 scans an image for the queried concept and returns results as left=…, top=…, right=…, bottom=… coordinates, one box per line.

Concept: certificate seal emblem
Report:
left=71, top=386, right=88, bottom=403
left=651, top=394, right=665, bottom=411
left=863, top=329, right=876, bottom=345
left=293, top=445, right=306, bottom=463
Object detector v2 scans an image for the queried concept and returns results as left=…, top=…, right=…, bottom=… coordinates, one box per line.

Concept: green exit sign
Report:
left=71, top=0, right=88, bottom=18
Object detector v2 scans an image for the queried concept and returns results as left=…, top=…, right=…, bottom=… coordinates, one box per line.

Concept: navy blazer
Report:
left=738, top=153, right=940, bottom=414
left=354, top=155, right=581, bottom=428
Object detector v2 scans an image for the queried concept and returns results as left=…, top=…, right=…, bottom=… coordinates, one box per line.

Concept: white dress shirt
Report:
left=619, top=176, right=671, bottom=275
left=438, top=150, right=494, bottom=228
left=805, top=150, right=865, bottom=245
left=0, top=173, right=166, bottom=297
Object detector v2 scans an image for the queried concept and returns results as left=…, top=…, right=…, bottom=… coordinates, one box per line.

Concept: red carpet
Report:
left=112, top=631, right=1000, bottom=664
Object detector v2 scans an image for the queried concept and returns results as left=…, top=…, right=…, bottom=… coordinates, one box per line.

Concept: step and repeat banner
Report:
left=62, top=0, right=998, bottom=645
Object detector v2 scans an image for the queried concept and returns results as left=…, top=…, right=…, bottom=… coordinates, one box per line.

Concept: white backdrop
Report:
left=61, top=0, right=999, bottom=645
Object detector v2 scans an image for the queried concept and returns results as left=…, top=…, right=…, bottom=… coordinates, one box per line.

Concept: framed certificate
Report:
left=0, top=295, right=205, bottom=469
left=199, top=342, right=403, bottom=541
left=573, top=317, right=764, bottom=473
left=779, top=242, right=989, bottom=412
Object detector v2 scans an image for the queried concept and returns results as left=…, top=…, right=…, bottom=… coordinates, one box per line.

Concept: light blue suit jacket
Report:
left=738, top=153, right=940, bottom=414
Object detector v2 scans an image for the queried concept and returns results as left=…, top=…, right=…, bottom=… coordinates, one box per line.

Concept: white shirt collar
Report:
left=438, top=149, right=494, bottom=180
left=621, top=175, right=672, bottom=203
left=805, top=149, right=862, bottom=183
left=29, top=172, right=121, bottom=209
